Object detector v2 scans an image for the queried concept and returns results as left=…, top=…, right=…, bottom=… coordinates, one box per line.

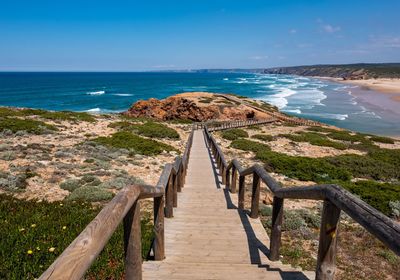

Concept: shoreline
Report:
left=316, top=76, right=400, bottom=125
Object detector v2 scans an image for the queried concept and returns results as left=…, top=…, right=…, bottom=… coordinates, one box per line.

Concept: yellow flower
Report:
left=19, top=228, right=25, bottom=232
left=27, top=250, right=33, bottom=255
left=48, top=247, right=55, bottom=253
left=59, top=203, right=63, bottom=207
left=62, top=226, right=67, bottom=230
left=31, top=224, right=36, bottom=228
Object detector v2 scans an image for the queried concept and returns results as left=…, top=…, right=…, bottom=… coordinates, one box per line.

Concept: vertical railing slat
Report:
left=123, top=201, right=142, bottom=280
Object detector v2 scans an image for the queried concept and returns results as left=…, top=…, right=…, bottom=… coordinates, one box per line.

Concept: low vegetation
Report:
left=0, top=107, right=96, bottom=122
left=229, top=138, right=400, bottom=215
left=280, top=132, right=348, bottom=150
left=0, top=118, right=57, bottom=134
left=0, top=195, right=154, bottom=279
left=220, top=128, right=248, bottom=140
left=251, top=134, right=274, bottom=142
left=109, top=121, right=180, bottom=139
left=93, top=131, right=177, bottom=155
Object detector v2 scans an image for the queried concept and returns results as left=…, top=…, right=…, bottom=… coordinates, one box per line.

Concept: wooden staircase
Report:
left=143, top=130, right=314, bottom=279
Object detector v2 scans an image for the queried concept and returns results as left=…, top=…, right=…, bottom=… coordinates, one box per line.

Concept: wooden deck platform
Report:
left=143, top=130, right=314, bottom=279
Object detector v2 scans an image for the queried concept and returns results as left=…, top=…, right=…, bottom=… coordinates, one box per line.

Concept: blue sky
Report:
left=1, top=0, right=399, bottom=71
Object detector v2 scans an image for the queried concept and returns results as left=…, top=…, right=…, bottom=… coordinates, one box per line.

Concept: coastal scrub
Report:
left=93, top=131, right=177, bottom=155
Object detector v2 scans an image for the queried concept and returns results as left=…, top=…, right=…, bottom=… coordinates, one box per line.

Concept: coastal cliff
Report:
left=261, top=63, right=400, bottom=80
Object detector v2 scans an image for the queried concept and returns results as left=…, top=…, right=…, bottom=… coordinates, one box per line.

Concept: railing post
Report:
left=153, top=196, right=165, bottom=260
left=173, top=173, right=178, bottom=208
left=231, top=166, right=237, bottom=193
left=123, top=201, right=142, bottom=280
left=165, top=175, right=174, bottom=218
left=316, top=200, right=341, bottom=280
left=221, top=165, right=226, bottom=185
left=238, top=175, right=245, bottom=209
left=250, top=172, right=260, bottom=218
left=225, top=167, right=231, bottom=188
left=270, top=197, right=284, bottom=261
left=178, top=165, right=183, bottom=192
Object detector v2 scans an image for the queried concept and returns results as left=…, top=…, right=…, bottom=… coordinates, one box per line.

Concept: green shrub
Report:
left=0, top=170, right=37, bottom=192
left=389, top=201, right=400, bottom=218
left=66, top=186, right=113, bottom=202
left=0, top=107, right=95, bottom=122
left=109, top=121, right=180, bottom=140
left=340, top=180, right=400, bottom=216
left=0, top=195, right=153, bottom=279
left=327, top=130, right=368, bottom=143
left=280, top=132, right=348, bottom=150
left=307, top=126, right=338, bottom=133
left=133, top=122, right=180, bottom=139
left=327, top=151, right=400, bottom=181
left=369, top=135, right=395, bottom=144
left=100, top=176, right=145, bottom=190
left=259, top=205, right=273, bottom=216
left=252, top=134, right=273, bottom=142
left=59, top=179, right=82, bottom=192
left=221, top=129, right=249, bottom=140
left=256, top=150, right=351, bottom=182
left=93, top=131, right=177, bottom=155
left=0, top=118, right=57, bottom=134
left=230, top=138, right=269, bottom=152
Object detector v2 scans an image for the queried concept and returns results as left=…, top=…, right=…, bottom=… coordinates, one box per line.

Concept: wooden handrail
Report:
left=204, top=126, right=400, bottom=280
left=39, top=129, right=195, bottom=280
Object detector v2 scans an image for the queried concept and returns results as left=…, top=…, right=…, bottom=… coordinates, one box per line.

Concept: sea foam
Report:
left=87, top=90, right=105, bottom=95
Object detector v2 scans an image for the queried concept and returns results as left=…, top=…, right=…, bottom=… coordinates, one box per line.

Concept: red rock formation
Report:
left=124, top=95, right=258, bottom=121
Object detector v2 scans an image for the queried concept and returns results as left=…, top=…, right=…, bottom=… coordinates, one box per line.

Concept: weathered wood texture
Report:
left=124, top=201, right=142, bottom=279
left=39, top=186, right=142, bottom=280
left=204, top=124, right=400, bottom=280
left=40, top=130, right=195, bottom=280
left=316, top=200, right=341, bottom=280
left=143, top=130, right=314, bottom=279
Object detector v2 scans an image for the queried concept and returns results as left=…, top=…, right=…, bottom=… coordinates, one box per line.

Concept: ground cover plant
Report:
left=251, top=134, right=274, bottom=142
left=229, top=138, right=400, bottom=215
left=93, top=131, right=177, bottom=155
left=109, top=121, right=180, bottom=139
left=0, top=107, right=96, bottom=122
left=280, top=132, right=348, bottom=150
left=0, top=118, right=57, bottom=134
left=220, top=128, right=249, bottom=141
left=0, top=195, right=153, bottom=279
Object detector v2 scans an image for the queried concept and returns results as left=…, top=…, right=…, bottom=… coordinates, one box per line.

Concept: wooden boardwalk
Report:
left=143, top=130, right=314, bottom=280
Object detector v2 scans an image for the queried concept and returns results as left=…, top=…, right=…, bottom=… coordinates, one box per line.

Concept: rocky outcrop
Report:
left=124, top=94, right=265, bottom=122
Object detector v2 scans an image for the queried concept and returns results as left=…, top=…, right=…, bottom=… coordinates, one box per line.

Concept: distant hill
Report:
left=261, top=63, right=400, bottom=80
left=160, top=63, right=400, bottom=80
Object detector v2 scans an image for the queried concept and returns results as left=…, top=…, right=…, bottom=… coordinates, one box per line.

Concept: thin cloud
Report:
left=289, top=29, right=297, bottom=34
left=322, top=24, right=341, bottom=33
left=249, top=55, right=269, bottom=60
left=369, top=35, right=400, bottom=48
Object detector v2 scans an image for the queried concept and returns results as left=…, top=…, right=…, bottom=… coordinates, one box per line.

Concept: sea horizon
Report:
left=1, top=71, right=399, bottom=136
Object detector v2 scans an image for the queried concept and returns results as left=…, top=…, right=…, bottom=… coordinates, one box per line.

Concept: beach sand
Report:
left=319, top=77, right=400, bottom=113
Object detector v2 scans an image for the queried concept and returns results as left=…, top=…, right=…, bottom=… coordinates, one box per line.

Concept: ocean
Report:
left=0, top=72, right=399, bottom=136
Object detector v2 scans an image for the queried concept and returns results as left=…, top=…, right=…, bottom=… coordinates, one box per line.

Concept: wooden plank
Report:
left=153, top=196, right=165, bottom=260
left=316, top=200, right=341, bottom=280
left=124, top=201, right=142, bottom=279
left=269, top=197, right=284, bottom=261
left=250, top=172, right=260, bottom=219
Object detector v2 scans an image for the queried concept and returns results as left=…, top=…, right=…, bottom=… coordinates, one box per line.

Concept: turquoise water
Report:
left=0, top=72, right=399, bottom=135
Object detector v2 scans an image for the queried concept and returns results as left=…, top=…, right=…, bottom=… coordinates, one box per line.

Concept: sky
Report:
left=1, top=0, right=400, bottom=71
